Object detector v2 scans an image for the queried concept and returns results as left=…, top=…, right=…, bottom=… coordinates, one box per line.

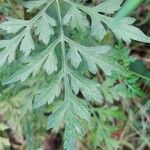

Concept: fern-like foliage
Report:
left=0, top=0, right=150, bottom=149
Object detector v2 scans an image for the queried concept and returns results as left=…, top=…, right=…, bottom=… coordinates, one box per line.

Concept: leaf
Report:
left=92, top=123, right=118, bottom=150
left=3, top=39, right=59, bottom=84
left=35, top=13, right=57, bottom=44
left=91, top=16, right=106, bottom=40
left=0, top=44, right=17, bottom=68
left=20, top=89, right=34, bottom=117
left=33, top=72, right=62, bottom=109
left=0, top=34, right=24, bottom=67
left=0, top=18, right=28, bottom=33
left=63, top=6, right=88, bottom=32
left=76, top=3, right=150, bottom=43
left=24, top=122, right=33, bottom=150
left=20, top=28, right=35, bottom=56
left=43, top=50, right=58, bottom=75
left=67, top=38, right=125, bottom=75
left=114, top=43, right=133, bottom=69
left=3, top=62, right=41, bottom=84
left=124, top=75, right=145, bottom=97
left=47, top=101, right=69, bottom=129
left=67, top=43, right=82, bottom=68
left=0, top=39, right=12, bottom=49
left=71, top=96, right=91, bottom=121
left=23, top=0, right=48, bottom=12
left=64, top=112, right=83, bottom=150
left=69, top=69, right=102, bottom=103
left=95, top=106, right=124, bottom=121
left=93, top=0, right=123, bottom=14
left=104, top=17, right=150, bottom=43
left=100, top=78, right=127, bottom=103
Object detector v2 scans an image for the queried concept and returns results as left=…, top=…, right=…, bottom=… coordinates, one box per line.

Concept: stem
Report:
left=55, top=2, right=77, bottom=149
left=131, top=71, right=150, bottom=81
left=55, top=0, right=70, bottom=97
left=115, top=0, right=144, bottom=19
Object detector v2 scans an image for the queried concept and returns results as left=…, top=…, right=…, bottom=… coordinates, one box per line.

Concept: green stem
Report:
left=55, top=0, right=70, bottom=97
left=115, top=0, right=144, bottom=19
left=131, top=71, right=150, bottom=81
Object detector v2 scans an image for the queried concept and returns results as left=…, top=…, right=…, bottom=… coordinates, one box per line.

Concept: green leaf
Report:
left=24, top=122, right=33, bottom=150
left=67, top=38, right=125, bottom=75
left=67, top=43, right=82, bottom=68
left=47, top=101, right=69, bottom=129
left=23, top=0, right=48, bottom=12
left=100, top=78, right=127, bottom=103
left=64, top=112, right=83, bottom=150
left=3, top=66, right=38, bottom=84
left=74, top=2, right=150, bottom=43
left=104, top=17, right=150, bottom=43
left=0, top=43, right=17, bottom=68
left=95, top=106, right=124, bottom=121
left=70, top=93, right=91, bottom=121
left=3, top=39, right=59, bottom=84
left=34, top=13, right=57, bottom=44
left=92, top=123, right=118, bottom=150
left=43, top=50, right=58, bottom=75
left=124, top=75, right=145, bottom=97
left=20, top=89, right=34, bottom=117
left=0, top=34, right=24, bottom=67
left=69, top=69, right=102, bottom=102
left=93, top=0, right=123, bottom=14
left=63, top=6, right=88, bottom=32
left=20, top=28, right=35, bottom=56
left=0, top=18, right=28, bottom=33
left=0, top=39, right=12, bottom=49
left=91, top=16, right=106, bottom=40
left=33, top=72, right=62, bottom=109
